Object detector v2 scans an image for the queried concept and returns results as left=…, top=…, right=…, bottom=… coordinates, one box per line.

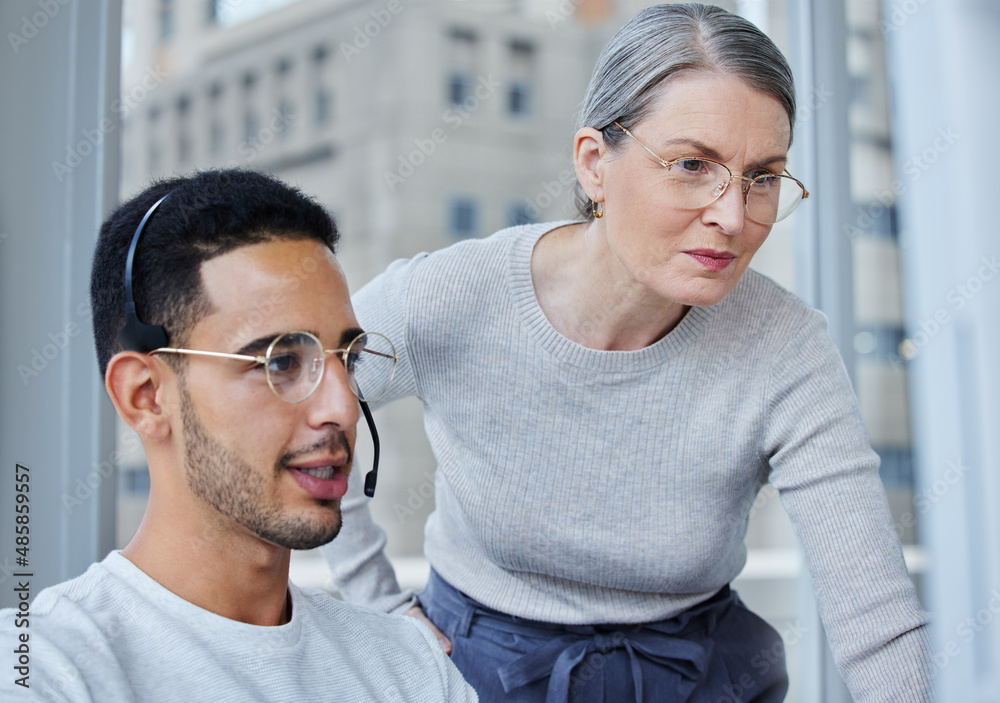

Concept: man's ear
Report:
left=573, top=126, right=607, bottom=205
left=105, top=352, right=172, bottom=440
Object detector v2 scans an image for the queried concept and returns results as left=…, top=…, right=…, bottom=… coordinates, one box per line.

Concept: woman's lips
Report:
left=685, top=249, right=736, bottom=272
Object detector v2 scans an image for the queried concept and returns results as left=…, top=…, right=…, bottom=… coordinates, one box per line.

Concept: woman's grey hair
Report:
left=574, top=3, right=796, bottom=219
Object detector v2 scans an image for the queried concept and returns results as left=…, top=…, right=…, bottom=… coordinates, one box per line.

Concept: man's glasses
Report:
left=150, top=330, right=398, bottom=404
left=613, top=121, right=809, bottom=225
left=151, top=330, right=398, bottom=497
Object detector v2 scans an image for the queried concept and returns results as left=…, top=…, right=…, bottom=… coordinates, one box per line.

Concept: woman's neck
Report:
left=530, top=222, right=689, bottom=351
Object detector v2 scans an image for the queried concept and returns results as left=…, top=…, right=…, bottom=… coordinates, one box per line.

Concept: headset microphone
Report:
left=119, top=193, right=171, bottom=353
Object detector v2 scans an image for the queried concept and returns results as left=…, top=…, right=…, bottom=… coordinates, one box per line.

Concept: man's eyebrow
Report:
left=234, top=327, right=366, bottom=356
left=338, top=327, right=365, bottom=348
left=235, top=334, right=284, bottom=357
left=656, top=138, right=788, bottom=172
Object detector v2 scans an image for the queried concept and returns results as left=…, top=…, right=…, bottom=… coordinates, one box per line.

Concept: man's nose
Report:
left=306, top=356, right=360, bottom=430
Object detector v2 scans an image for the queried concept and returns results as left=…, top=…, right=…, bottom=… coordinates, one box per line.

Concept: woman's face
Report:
left=597, top=72, right=792, bottom=308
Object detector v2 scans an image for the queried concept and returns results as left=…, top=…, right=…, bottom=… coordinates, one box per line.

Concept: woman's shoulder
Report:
left=712, top=269, right=829, bottom=353
left=726, top=269, right=822, bottom=322
left=392, top=221, right=572, bottom=291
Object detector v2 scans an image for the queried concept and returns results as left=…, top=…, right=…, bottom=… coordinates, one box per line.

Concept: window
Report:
left=450, top=198, right=478, bottom=238
left=158, top=0, right=174, bottom=41
left=207, top=82, right=225, bottom=155
left=509, top=203, right=536, bottom=227
left=312, top=45, right=333, bottom=127
left=448, top=28, right=478, bottom=108
left=315, top=89, right=332, bottom=125
left=242, top=72, right=258, bottom=142
left=244, top=111, right=259, bottom=143
left=124, top=467, right=151, bottom=495
left=507, top=39, right=535, bottom=117
left=448, top=73, right=471, bottom=106
left=508, top=83, right=530, bottom=115
left=209, top=121, right=225, bottom=155
left=147, top=105, right=161, bottom=173
left=176, top=94, right=192, bottom=165
left=274, top=58, right=295, bottom=138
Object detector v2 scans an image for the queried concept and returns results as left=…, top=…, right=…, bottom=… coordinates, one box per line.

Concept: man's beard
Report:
left=179, top=383, right=348, bottom=550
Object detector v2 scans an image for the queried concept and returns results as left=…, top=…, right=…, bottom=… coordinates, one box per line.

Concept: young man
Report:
left=0, top=170, right=477, bottom=702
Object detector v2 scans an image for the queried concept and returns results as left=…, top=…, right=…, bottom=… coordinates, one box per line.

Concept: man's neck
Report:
left=122, top=496, right=293, bottom=626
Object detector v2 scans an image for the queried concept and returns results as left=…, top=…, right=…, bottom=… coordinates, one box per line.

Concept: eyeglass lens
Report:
left=666, top=159, right=804, bottom=224
left=265, top=332, right=395, bottom=403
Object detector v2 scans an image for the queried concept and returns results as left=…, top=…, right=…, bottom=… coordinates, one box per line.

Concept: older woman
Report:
left=322, top=4, right=930, bottom=701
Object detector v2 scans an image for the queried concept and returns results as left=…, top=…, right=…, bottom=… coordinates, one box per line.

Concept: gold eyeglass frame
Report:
left=150, top=330, right=398, bottom=404
left=612, top=121, right=810, bottom=225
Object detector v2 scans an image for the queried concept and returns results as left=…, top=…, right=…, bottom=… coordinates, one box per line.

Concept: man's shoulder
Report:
left=291, top=585, right=478, bottom=700
left=294, top=583, right=436, bottom=646
left=0, top=558, right=133, bottom=702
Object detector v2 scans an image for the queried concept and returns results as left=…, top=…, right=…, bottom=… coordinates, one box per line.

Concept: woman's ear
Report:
left=573, top=126, right=607, bottom=205
left=105, top=353, right=171, bottom=441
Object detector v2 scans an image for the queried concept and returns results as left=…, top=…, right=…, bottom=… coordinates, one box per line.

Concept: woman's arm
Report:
left=319, top=257, right=424, bottom=612
left=764, top=309, right=931, bottom=702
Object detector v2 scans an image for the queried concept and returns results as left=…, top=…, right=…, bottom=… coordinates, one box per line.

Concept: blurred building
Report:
left=116, top=0, right=628, bottom=548
left=114, top=2, right=919, bottom=699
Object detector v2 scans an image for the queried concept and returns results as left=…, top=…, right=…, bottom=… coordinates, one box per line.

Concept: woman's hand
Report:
left=404, top=604, right=453, bottom=654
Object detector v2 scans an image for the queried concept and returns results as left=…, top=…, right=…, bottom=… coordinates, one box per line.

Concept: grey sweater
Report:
left=0, top=552, right=477, bottom=702
left=322, top=222, right=931, bottom=701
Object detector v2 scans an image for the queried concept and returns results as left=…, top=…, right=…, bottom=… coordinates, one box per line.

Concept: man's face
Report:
left=173, top=238, right=361, bottom=550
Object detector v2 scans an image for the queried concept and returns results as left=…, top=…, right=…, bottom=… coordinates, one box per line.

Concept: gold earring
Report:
left=592, top=200, right=604, bottom=219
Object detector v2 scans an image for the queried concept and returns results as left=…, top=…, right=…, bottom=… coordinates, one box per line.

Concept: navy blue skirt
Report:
left=419, top=570, right=788, bottom=703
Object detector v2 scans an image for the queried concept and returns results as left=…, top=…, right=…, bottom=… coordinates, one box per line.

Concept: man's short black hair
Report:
left=90, top=169, right=339, bottom=377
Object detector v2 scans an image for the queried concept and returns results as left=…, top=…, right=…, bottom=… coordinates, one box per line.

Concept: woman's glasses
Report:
left=613, top=121, right=809, bottom=225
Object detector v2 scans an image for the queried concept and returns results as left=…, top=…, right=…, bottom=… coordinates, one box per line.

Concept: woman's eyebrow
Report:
left=657, top=138, right=788, bottom=172
left=656, top=138, right=725, bottom=162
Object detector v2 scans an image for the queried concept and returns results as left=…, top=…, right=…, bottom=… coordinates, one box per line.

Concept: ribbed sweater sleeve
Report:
left=320, top=255, right=425, bottom=614
left=764, top=311, right=931, bottom=701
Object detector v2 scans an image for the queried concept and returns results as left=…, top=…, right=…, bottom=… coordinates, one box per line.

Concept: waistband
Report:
left=420, top=569, right=736, bottom=703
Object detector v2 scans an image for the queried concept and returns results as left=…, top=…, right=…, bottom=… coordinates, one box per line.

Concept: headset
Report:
left=119, top=192, right=381, bottom=497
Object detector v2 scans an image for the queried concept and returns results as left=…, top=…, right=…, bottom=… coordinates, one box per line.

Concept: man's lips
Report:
left=685, top=249, right=736, bottom=272
left=285, top=455, right=350, bottom=500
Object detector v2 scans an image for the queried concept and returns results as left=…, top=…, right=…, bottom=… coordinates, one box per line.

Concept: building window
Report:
left=508, top=39, right=535, bottom=117
left=148, top=143, right=162, bottom=175
left=448, top=73, right=471, bottom=106
left=242, top=72, right=258, bottom=142
left=509, top=203, right=536, bottom=227
left=315, top=89, right=332, bottom=125
left=124, top=467, right=151, bottom=495
left=244, top=111, right=259, bottom=143
left=209, top=121, right=224, bottom=156
left=450, top=198, right=478, bottom=239
left=207, top=82, right=224, bottom=155
left=312, top=45, right=333, bottom=127
left=176, top=94, right=192, bottom=165
left=508, top=82, right=530, bottom=115
left=159, top=0, right=174, bottom=41
left=274, top=58, right=295, bottom=139
left=448, top=28, right=478, bottom=108
left=147, top=105, right=161, bottom=173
